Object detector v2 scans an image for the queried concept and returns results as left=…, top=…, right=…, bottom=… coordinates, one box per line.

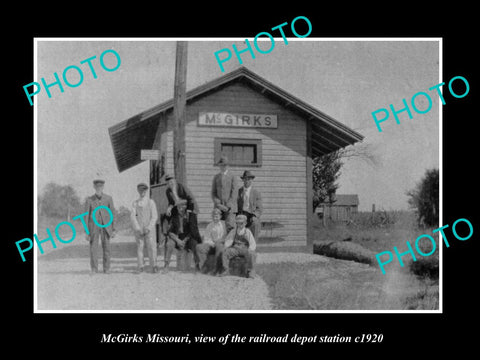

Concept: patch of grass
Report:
left=403, top=278, right=439, bottom=310
left=258, top=209, right=440, bottom=310
left=256, top=260, right=439, bottom=310
left=312, top=210, right=439, bottom=277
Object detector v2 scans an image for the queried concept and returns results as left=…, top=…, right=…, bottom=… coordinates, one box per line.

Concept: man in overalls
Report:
left=131, top=183, right=159, bottom=273
left=219, top=214, right=257, bottom=278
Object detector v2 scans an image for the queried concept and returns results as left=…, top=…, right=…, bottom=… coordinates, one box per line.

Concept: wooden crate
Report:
left=229, top=256, right=248, bottom=277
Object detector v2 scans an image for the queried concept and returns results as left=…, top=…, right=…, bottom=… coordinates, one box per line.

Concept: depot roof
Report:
left=108, top=66, right=364, bottom=172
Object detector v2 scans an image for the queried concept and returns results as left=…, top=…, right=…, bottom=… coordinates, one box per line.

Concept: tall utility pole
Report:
left=173, top=41, right=188, bottom=185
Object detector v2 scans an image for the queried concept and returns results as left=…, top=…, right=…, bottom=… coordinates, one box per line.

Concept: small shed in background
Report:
left=316, top=194, right=359, bottom=222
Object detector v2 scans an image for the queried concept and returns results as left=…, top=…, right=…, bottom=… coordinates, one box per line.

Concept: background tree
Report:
left=39, top=182, right=82, bottom=219
left=406, top=168, right=439, bottom=227
left=312, top=151, right=343, bottom=211
left=115, top=205, right=132, bottom=231
left=312, top=143, right=379, bottom=212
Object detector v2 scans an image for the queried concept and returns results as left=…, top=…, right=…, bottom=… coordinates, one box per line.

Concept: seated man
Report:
left=219, top=214, right=257, bottom=278
left=196, top=208, right=227, bottom=274
left=163, top=200, right=202, bottom=273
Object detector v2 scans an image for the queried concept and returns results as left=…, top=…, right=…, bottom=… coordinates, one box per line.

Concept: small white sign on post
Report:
left=141, top=149, right=162, bottom=161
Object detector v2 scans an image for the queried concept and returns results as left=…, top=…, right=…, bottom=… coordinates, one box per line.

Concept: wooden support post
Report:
left=306, top=119, right=314, bottom=251
left=173, top=41, right=188, bottom=185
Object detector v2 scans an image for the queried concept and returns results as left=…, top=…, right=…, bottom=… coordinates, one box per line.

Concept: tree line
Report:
left=39, top=157, right=438, bottom=230
left=37, top=182, right=131, bottom=230
left=312, top=148, right=438, bottom=228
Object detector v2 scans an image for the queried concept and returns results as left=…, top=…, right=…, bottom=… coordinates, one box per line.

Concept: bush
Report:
left=312, top=151, right=343, bottom=211
left=115, top=206, right=133, bottom=232
left=407, top=230, right=439, bottom=279
left=39, top=182, right=82, bottom=218
left=409, top=256, right=439, bottom=279
left=407, top=169, right=439, bottom=227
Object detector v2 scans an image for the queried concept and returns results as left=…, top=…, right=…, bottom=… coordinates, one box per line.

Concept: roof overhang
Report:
left=109, top=67, right=364, bottom=172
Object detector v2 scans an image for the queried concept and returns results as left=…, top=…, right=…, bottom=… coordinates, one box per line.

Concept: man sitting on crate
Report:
left=196, top=208, right=227, bottom=274
left=163, top=175, right=202, bottom=273
left=219, top=214, right=257, bottom=279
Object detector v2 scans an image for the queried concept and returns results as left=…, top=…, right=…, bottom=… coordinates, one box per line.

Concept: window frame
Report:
left=213, top=138, right=262, bottom=167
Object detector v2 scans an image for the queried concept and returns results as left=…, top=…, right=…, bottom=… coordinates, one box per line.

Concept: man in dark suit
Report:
left=163, top=175, right=201, bottom=273
left=211, top=156, right=237, bottom=232
left=165, top=174, right=199, bottom=217
left=84, top=179, right=116, bottom=274
left=237, top=170, right=262, bottom=240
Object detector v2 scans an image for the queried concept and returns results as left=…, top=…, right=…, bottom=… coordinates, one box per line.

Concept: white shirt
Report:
left=203, top=220, right=227, bottom=246
left=131, top=197, right=158, bottom=232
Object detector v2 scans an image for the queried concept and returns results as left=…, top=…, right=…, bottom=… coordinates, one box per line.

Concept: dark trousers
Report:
left=221, top=245, right=256, bottom=272
left=196, top=241, right=224, bottom=272
left=164, top=236, right=199, bottom=268
left=89, top=229, right=110, bottom=272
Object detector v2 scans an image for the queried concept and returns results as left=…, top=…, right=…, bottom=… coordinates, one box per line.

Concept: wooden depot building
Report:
left=108, top=67, right=363, bottom=248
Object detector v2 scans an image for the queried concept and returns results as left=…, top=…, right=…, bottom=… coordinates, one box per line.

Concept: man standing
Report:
left=211, top=156, right=237, bottom=233
left=237, top=170, right=262, bottom=240
left=85, top=179, right=115, bottom=274
left=219, top=214, right=257, bottom=278
left=131, top=183, right=159, bottom=274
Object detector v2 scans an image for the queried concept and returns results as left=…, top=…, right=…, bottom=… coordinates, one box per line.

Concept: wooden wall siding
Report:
left=164, top=82, right=308, bottom=244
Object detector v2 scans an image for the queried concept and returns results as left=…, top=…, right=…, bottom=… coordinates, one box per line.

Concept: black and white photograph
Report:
left=6, top=10, right=478, bottom=354
left=34, top=39, right=441, bottom=312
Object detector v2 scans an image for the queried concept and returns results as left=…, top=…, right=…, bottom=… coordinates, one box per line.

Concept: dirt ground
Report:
left=35, top=233, right=431, bottom=311
left=36, top=233, right=271, bottom=311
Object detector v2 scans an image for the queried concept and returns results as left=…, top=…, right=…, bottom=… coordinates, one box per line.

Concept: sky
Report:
left=36, top=39, right=440, bottom=211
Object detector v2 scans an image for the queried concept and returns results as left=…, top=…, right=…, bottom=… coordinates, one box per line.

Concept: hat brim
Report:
left=241, top=176, right=255, bottom=179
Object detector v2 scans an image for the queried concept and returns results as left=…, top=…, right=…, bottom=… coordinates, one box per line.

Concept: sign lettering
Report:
left=198, top=112, right=278, bottom=128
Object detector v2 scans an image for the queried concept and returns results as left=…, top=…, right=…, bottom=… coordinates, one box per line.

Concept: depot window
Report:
left=214, top=138, right=262, bottom=167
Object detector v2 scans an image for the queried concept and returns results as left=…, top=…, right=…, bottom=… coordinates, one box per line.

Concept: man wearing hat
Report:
left=163, top=175, right=201, bottom=273
left=237, top=170, right=262, bottom=240
left=84, top=179, right=116, bottom=274
left=131, top=183, right=159, bottom=273
left=219, top=214, right=257, bottom=278
left=211, top=155, right=237, bottom=233
left=165, top=174, right=199, bottom=217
